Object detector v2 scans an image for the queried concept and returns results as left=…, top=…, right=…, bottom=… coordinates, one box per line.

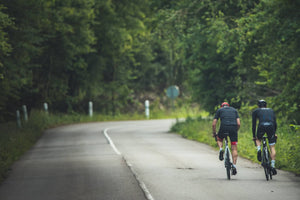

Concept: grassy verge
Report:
left=171, top=116, right=300, bottom=175
left=0, top=107, right=199, bottom=183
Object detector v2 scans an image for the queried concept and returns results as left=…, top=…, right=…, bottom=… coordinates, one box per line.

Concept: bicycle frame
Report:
left=214, top=133, right=233, bottom=180
left=224, top=134, right=232, bottom=180
left=262, top=136, right=272, bottom=181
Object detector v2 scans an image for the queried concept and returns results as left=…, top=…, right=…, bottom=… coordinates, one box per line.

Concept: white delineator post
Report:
left=145, top=100, right=150, bottom=119
left=89, top=101, right=93, bottom=117
left=16, top=110, right=21, bottom=128
left=44, top=103, right=48, bottom=114
left=22, top=105, right=28, bottom=122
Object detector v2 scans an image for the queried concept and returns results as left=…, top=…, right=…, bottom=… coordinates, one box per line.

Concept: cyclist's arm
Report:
left=212, top=118, right=218, bottom=134
left=236, top=118, right=240, bottom=131
left=212, top=109, right=220, bottom=135
left=274, top=112, right=277, bottom=132
left=252, top=111, right=257, bottom=138
left=235, top=109, right=240, bottom=131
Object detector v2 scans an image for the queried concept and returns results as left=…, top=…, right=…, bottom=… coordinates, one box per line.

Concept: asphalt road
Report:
left=0, top=119, right=299, bottom=200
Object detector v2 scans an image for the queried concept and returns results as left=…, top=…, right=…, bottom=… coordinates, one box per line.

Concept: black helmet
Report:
left=257, top=100, right=267, bottom=108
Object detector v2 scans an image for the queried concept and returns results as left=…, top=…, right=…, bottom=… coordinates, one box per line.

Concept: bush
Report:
left=0, top=110, right=48, bottom=182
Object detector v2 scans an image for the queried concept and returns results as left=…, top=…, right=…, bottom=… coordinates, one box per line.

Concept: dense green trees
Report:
left=0, top=0, right=97, bottom=118
left=159, top=0, right=300, bottom=121
left=0, top=5, right=13, bottom=120
left=0, top=0, right=299, bottom=123
left=235, top=0, right=300, bottom=120
left=88, top=0, right=152, bottom=114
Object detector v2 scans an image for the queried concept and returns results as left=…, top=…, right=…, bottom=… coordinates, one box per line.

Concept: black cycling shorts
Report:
left=217, top=125, right=238, bottom=144
left=257, top=123, right=276, bottom=144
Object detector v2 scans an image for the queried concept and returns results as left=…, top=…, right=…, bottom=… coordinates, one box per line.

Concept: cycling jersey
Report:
left=214, top=107, right=240, bottom=126
left=252, top=108, right=277, bottom=138
left=214, top=107, right=240, bottom=143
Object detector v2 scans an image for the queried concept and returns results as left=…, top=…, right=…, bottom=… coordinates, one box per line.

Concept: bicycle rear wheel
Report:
left=263, top=149, right=270, bottom=181
left=225, top=148, right=231, bottom=180
left=264, top=166, right=269, bottom=181
left=269, top=167, right=272, bottom=180
left=268, top=150, right=272, bottom=180
left=226, top=166, right=230, bottom=180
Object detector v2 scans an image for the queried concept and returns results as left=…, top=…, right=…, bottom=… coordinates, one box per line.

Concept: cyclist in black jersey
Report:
left=252, top=100, right=277, bottom=175
left=212, top=102, right=240, bottom=175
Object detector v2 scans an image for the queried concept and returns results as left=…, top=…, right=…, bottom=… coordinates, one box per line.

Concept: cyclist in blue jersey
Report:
left=252, top=100, right=277, bottom=175
left=212, top=102, right=240, bottom=175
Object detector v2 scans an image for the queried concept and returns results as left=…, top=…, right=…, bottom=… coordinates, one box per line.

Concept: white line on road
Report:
left=104, top=128, right=121, bottom=155
left=103, top=128, right=155, bottom=200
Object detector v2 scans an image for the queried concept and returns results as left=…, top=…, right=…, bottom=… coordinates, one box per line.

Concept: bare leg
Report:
left=217, top=140, right=223, bottom=150
left=269, top=144, right=276, bottom=161
left=269, top=144, right=277, bottom=174
left=231, top=145, right=238, bottom=165
left=256, top=139, right=261, bottom=147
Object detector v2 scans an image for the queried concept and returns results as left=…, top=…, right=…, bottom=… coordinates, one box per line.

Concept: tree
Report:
left=0, top=4, right=13, bottom=120
left=88, top=0, right=152, bottom=114
left=236, top=0, right=300, bottom=122
left=0, top=0, right=45, bottom=120
left=32, top=0, right=96, bottom=112
left=180, top=0, right=255, bottom=112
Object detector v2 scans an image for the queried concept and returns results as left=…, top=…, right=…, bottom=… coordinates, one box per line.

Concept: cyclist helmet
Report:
left=221, top=102, right=229, bottom=107
left=257, top=99, right=267, bottom=108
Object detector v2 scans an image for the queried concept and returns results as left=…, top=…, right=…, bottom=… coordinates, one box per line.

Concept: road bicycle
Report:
left=224, top=133, right=233, bottom=180
left=256, top=136, right=272, bottom=181
left=215, top=133, right=233, bottom=180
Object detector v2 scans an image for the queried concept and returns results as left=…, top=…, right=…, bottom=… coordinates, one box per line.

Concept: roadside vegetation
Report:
left=171, top=115, right=300, bottom=175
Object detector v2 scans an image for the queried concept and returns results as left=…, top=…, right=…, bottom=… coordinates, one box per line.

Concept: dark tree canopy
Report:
left=0, top=0, right=299, bottom=122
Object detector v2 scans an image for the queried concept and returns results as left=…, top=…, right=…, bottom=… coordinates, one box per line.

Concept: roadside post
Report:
left=44, top=103, right=48, bottom=114
left=89, top=101, right=93, bottom=117
left=22, top=105, right=28, bottom=122
left=145, top=100, right=150, bottom=119
left=16, top=110, right=21, bottom=128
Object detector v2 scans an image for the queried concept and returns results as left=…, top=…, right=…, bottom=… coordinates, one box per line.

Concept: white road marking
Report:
left=104, top=128, right=121, bottom=155
left=103, top=128, right=155, bottom=200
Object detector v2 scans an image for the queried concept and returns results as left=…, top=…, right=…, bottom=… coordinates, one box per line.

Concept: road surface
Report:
left=0, top=119, right=299, bottom=200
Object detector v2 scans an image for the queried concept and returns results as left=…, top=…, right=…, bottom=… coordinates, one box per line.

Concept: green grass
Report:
left=171, top=116, right=300, bottom=175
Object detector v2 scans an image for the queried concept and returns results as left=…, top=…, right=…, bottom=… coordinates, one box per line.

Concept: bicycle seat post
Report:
left=224, top=133, right=229, bottom=144
left=263, top=136, right=267, bottom=146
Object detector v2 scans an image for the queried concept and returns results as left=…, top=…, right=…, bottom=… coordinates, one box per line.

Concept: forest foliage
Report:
left=0, top=0, right=299, bottom=123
